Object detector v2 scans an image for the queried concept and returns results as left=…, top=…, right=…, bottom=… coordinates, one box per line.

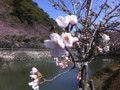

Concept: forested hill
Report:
left=0, top=0, right=62, bottom=48
left=3, top=0, right=58, bottom=26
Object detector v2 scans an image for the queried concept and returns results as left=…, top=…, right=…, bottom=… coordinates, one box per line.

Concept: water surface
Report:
left=0, top=55, right=117, bottom=90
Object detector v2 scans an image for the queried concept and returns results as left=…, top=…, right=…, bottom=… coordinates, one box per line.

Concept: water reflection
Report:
left=0, top=59, right=79, bottom=90
left=88, top=55, right=115, bottom=78
left=0, top=55, right=117, bottom=90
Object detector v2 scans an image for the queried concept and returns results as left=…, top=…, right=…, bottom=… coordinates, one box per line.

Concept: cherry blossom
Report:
left=44, top=33, right=66, bottom=57
left=77, top=75, right=81, bottom=81
left=68, top=15, right=78, bottom=25
left=101, top=34, right=110, bottom=43
left=56, top=15, right=78, bottom=28
left=75, top=1, right=82, bottom=7
left=32, top=83, right=39, bottom=90
left=76, top=71, right=81, bottom=81
left=30, top=67, right=38, bottom=74
left=96, top=46, right=103, bottom=53
left=104, top=45, right=109, bottom=52
left=30, top=75, right=37, bottom=79
left=29, top=67, right=40, bottom=90
left=99, top=19, right=104, bottom=23
left=117, top=9, right=120, bottom=13
left=28, top=79, right=39, bottom=86
left=28, top=81, right=39, bottom=90
left=58, top=60, right=69, bottom=69
left=28, top=82, right=39, bottom=90
left=56, top=16, right=70, bottom=28
left=61, top=32, right=78, bottom=47
left=56, top=61, right=60, bottom=66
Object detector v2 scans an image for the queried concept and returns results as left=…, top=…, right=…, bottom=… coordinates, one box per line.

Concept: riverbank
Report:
left=89, top=54, right=120, bottom=90
left=0, top=49, right=51, bottom=62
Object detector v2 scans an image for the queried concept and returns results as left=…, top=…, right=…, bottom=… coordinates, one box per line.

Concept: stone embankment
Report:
left=0, top=50, right=51, bottom=61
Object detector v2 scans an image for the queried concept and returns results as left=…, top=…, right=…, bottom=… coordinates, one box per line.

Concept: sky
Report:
left=32, top=0, right=119, bottom=26
left=32, top=0, right=67, bottom=20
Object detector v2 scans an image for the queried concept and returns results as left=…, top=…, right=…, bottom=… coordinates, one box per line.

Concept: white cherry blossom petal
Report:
left=33, top=79, right=39, bottom=83
left=44, top=33, right=66, bottom=57
left=101, top=33, right=110, bottom=43
left=50, top=46, right=66, bottom=57
left=32, top=83, right=39, bottom=90
left=56, top=16, right=70, bottom=28
left=73, top=37, right=79, bottom=42
left=104, top=45, right=109, bottom=52
left=57, top=39, right=65, bottom=48
left=30, top=75, right=37, bottom=79
left=68, top=15, right=78, bottom=25
left=30, top=67, right=38, bottom=74
left=61, top=32, right=74, bottom=47
left=50, top=33, right=60, bottom=41
left=96, top=46, right=103, bottom=53
left=44, top=40, right=56, bottom=49
left=28, top=81, right=34, bottom=86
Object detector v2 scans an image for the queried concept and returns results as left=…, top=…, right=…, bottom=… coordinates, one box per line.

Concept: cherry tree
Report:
left=28, top=0, right=120, bottom=90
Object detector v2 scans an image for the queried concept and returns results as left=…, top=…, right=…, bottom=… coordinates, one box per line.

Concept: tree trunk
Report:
left=79, top=64, right=88, bottom=90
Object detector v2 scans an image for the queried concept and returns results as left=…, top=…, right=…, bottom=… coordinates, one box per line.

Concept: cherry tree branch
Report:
left=83, top=28, right=97, bottom=59
left=102, top=29, right=120, bottom=33
left=106, top=3, right=120, bottom=16
left=86, top=0, right=93, bottom=17
left=65, top=47, right=75, bottom=67
left=49, top=0, right=71, bottom=15
left=78, top=0, right=87, bottom=19
left=39, top=66, right=75, bottom=85
left=76, top=47, right=120, bottom=63
left=104, top=15, right=120, bottom=25
left=91, top=0, right=108, bottom=24
left=71, top=0, right=76, bottom=14
left=60, top=0, right=71, bottom=14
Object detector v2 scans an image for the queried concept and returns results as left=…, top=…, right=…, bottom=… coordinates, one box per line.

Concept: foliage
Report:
left=0, top=0, right=63, bottom=48
left=41, top=37, right=49, bottom=43
left=90, top=55, right=120, bottom=90
left=1, top=0, right=62, bottom=32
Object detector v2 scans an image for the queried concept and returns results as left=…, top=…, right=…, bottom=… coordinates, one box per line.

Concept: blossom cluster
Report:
left=76, top=70, right=81, bottom=81
left=44, top=15, right=78, bottom=57
left=56, top=15, right=77, bottom=28
left=56, top=59, right=69, bottom=69
left=54, top=52, right=71, bottom=69
left=44, top=32, right=78, bottom=57
left=28, top=67, right=42, bottom=90
left=96, top=33, right=110, bottom=53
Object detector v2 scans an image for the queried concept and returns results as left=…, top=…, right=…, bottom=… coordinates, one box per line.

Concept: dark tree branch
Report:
left=107, top=3, right=120, bottom=15
left=102, top=29, right=120, bottom=33
left=104, top=15, right=120, bottom=25
left=91, top=0, right=108, bottom=24
left=71, top=0, right=76, bottom=14
left=89, top=80, right=95, bottom=90
left=60, top=0, right=71, bottom=14
left=49, top=0, right=71, bottom=15
left=39, top=66, right=75, bottom=84
left=78, top=0, right=87, bottom=19
left=65, top=47, right=75, bottom=67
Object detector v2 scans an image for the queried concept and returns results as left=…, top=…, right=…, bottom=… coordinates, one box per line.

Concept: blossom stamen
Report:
left=65, top=36, right=70, bottom=42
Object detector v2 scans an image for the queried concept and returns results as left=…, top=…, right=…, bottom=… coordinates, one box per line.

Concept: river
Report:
left=0, top=54, right=117, bottom=90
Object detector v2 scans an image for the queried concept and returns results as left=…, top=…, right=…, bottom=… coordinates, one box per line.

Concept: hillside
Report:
left=89, top=54, right=120, bottom=90
left=0, top=0, right=62, bottom=48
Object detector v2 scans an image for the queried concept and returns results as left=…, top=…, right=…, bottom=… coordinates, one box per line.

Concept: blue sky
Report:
left=32, top=0, right=119, bottom=25
left=32, top=0, right=67, bottom=20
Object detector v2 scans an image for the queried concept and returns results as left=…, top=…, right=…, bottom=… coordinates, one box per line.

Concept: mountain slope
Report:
left=0, top=0, right=62, bottom=48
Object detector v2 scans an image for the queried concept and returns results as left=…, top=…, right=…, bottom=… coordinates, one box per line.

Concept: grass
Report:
left=89, top=54, right=120, bottom=90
